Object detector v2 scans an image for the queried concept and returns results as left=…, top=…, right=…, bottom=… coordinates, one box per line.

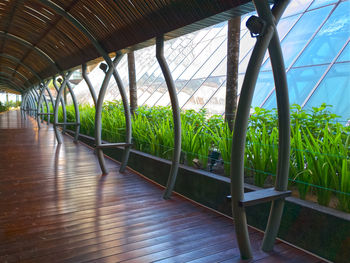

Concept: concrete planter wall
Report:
left=68, top=131, right=350, bottom=262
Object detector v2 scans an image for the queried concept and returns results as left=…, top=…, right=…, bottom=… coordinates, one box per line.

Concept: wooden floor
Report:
left=0, top=110, right=325, bottom=263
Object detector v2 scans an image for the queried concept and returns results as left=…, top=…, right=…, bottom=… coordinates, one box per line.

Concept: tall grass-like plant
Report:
left=79, top=105, right=95, bottom=137
left=207, top=122, right=233, bottom=176
left=56, top=101, right=350, bottom=212
left=246, top=125, right=278, bottom=187
left=290, top=123, right=310, bottom=199
left=338, top=159, right=350, bottom=212
left=181, top=122, right=204, bottom=167
left=303, top=127, right=337, bottom=206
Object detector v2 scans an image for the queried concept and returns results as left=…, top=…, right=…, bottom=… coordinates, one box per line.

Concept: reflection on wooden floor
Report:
left=0, top=110, right=325, bottom=262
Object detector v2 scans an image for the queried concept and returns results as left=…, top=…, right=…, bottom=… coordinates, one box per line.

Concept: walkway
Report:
left=0, top=110, right=325, bottom=262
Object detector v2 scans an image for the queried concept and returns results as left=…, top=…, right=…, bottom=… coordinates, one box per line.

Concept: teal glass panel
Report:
left=263, top=5, right=333, bottom=70
left=251, top=71, right=274, bottom=107
left=295, top=2, right=350, bottom=67
left=336, top=42, right=350, bottom=62
left=283, top=0, right=313, bottom=17
left=305, top=62, right=350, bottom=121
left=263, top=65, right=328, bottom=109
left=308, top=0, right=338, bottom=10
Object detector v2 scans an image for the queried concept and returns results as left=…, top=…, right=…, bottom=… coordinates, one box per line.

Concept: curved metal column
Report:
left=24, top=92, right=31, bottom=118
left=66, top=80, right=80, bottom=142
left=28, top=92, right=35, bottom=117
left=261, top=0, right=291, bottom=252
left=112, top=53, right=132, bottom=173
left=156, top=36, right=181, bottom=200
left=22, top=92, right=28, bottom=119
left=95, top=65, right=114, bottom=174
left=230, top=0, right=290, bottom=259
left=32, top=89, right=41, bottom=120
left=94, top=56, right=133, bottom=174
left=36, top=86, right=44, bottom=128
left=28, top=90, right=37, bottom=117
left=43, top=88, right=50, bottom=124
left=82, top=64, right=97, bottom=106
left=44, top=82, right=55, bottom=106
left=53, top=72, right=73, bottom=144
left=44, top=82, right=55, bottom=118
left=38, top=0, right=134, bottom=173
left=37, top=84, right=51, bottom=128
left=43, top=81, right=56, bottom=125
left=52, top=77, right=67, bottom=134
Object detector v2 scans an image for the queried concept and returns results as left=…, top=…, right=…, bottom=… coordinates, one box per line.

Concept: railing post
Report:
left=230, top=0, right=290, bottom=259
left=112, top=52, right=132, bottom=173
left=95, top=63, right=114, bottom=174
left=52, top=77, right=67, bottom=134
left=53, top=72, right=73, bottom=144
left=82, top=63, right=97, bottom=106
left=66, top=79, right=80, bottom=142
left=260, top=0, right=291, bottom=252
left=156, top=36, right=182, bottom=200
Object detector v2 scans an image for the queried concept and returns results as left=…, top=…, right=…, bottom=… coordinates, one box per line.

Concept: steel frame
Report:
left=82, top=63, right=97, bottom=106
left=94, top=54, right=132, bottom=174
left=230, top=0, right=291, bottom=259
left=260, top=1, right=340, bottom=108
left=37, top=84, right=51, bottom=128
left=53, top=72, right=77, bottom=144
left=112, top=53, right=132, bottom=173
left=38, top=0, right=131, bottom=174
left=156, top=36, right=182, bottom=199
left=52, top=77, right=67, bottom=134
left=66, top=78, right=80, bottom=142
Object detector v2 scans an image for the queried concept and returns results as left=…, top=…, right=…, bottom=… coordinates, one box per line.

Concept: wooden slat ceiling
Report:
left=0, top=0, right=272, bottom=92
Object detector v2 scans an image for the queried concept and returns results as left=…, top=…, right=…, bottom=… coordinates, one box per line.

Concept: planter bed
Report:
left=67, top=130, right=350, bottom=262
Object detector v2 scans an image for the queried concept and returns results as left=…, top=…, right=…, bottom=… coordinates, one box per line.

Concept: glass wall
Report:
left=73, top=0, right=349, bottom=121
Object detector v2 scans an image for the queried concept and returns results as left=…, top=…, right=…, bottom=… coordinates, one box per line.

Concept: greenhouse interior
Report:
left=0, top=0, right=349, bottom=262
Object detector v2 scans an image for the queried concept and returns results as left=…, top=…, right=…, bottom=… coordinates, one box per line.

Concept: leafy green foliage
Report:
left=0, top=100, right=21, bottom=112
left=59, top=101, right=350, bottom=212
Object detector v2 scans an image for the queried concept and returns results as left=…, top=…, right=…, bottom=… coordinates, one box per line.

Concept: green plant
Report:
left=207, top=122, right=232, bottom=176
left=338, top=159, right=350, bottom=212
left=290, top=122, right=310, bottom=200
left=57, top=101, right=350, bottom=212
left=246, top=125, right=278, bottom=187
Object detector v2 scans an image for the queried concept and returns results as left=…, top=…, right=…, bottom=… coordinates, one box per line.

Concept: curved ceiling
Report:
left=0, top=0, right=265, bottom=93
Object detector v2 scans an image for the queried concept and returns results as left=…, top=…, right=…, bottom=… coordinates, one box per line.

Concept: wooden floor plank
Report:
left=0, top=111, right=325, bottom=263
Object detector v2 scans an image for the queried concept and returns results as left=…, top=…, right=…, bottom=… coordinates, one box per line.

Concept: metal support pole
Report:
left=44, top=90, right=50, bottom=125
left=66, top=80, right=80, bottom=142
left=44, top=81, right=55, bottom=114
left=28, top=90, right=37, bottom=117
left=261, top=0, right=291, bottom=252
left=39, top=85, right=50, bottom=125
left=37, top=84, right=49, bottom=128
left=53, top=72, right=73, bottom=144
left=28, top=92, right=35, bottom=117
left=112, top=52, right=132, bottom=173
left=37, top=85, right=44, bottom=128
left=156, top=36, right=182, bottom=200
left=21, top=92, right=28, bottom=119
left=95, top=65, right=114, bottom=174
left=30, top=89, right=39, bottom=118
left=230, top=0, right=290, bottom=259
left=24, top=92, right=30, bottom=118
left=82, top=63, right=97, bottom=106
left=53, top=77, right=67, bottom=134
